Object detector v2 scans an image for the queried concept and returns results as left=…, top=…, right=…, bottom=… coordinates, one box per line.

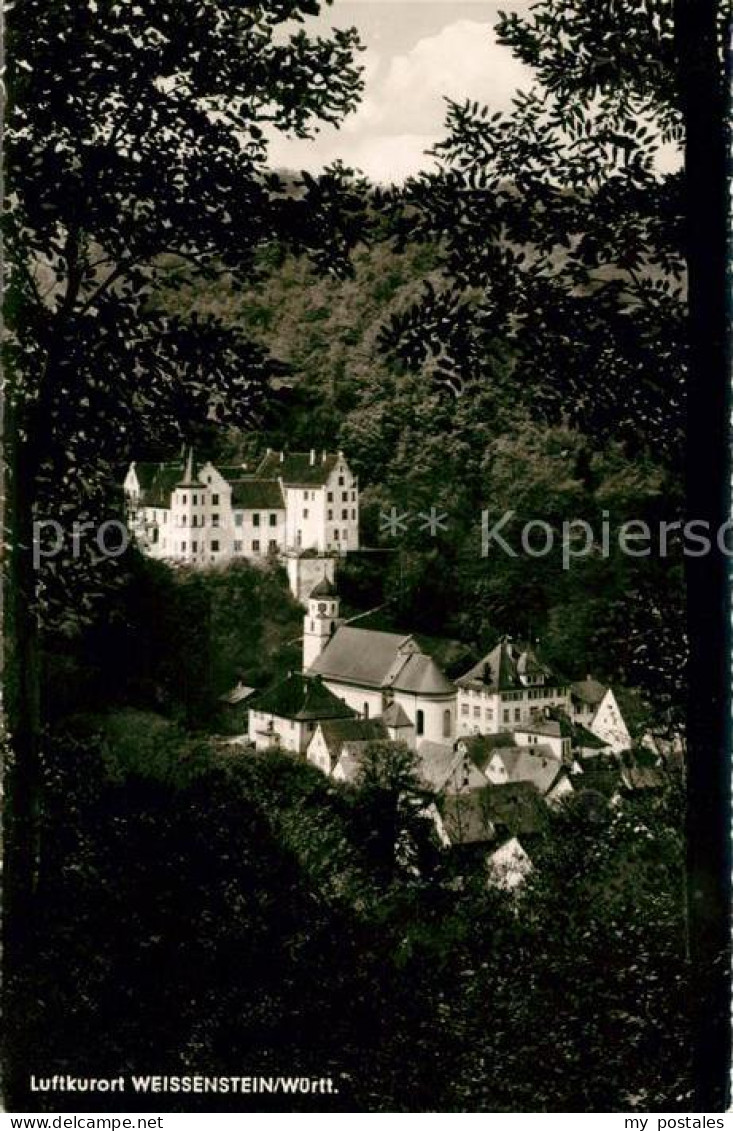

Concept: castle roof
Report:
left=230, top=479, right=285, bottom=510
left=308, top=626, right=454, bottom=696
left=254, top=672, right=355, bottom=723
left=256, top=450, right=342, bottom=486
left=133, top=461, right=182, bottom=507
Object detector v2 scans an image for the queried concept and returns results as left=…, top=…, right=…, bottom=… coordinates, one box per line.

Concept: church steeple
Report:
left=303, top=575, right=341, bottom=671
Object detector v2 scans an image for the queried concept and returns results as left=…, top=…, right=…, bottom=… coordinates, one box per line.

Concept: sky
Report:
left=267, top=1, right=536, bottom=184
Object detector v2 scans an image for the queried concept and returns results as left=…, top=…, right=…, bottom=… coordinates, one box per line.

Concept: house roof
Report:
left=440, top=791, right=496, bottom=846
left=317, top=717, right=388, bottom=762
left=571, top=677, right=608, bottom=707
left=218, top=683, right=257, bottom=705
left=457, top=640, right=520, bottom=692
left=230, top=479, right=285, bottom=510
left=382, top=701, right=413, bottom=729
left=253, top=672, right=356, bottom=722
left=496, top=745, right=566, bottom=796
left=621, top=764, right=666, bottom=792
left=418, top=742, right=488, bottom=794
left=460, top=732, right=516, bottom=770
left=308, top=626, right=454, bottom=696
left=513, top=718, right=565, bottom=739
left=482, top=782, right=547, bottom=837
left=256, top=450, right=341, bottom=486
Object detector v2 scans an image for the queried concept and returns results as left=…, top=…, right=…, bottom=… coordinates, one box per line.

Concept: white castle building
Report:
left=123, top=447, right=360, bottom=594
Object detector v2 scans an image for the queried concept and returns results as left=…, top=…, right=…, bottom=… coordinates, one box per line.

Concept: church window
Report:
left=253, top=513, right=260, bottom=526
left=443, top=710, right=451, bottom=738
left=416, top=710, right=424, bottom=736
left=211, top=540, right=220, bottom=552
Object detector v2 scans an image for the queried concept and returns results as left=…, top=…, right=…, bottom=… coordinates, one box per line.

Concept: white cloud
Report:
left=346, top=19, right=532, bottom=136
left=267, top=16, right=533, bottom=183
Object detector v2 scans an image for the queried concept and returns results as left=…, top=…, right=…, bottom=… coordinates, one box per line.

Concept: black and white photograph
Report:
left=2, top=0, right=730, bottom=1116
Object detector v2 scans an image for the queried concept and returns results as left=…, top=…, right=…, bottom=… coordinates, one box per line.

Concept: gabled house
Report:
left=486, top=836, right=534, bottom=891
left=570, top=678, right=632, bottom=753
left=483, top=744, right=575, bottom=807
left=248, top=671, right=355, bottom=754
left=455, top=639, right=571, bottom=737
left=306, top=716, right=388, bottom=776
left=416, top=741, right=488, bottom=795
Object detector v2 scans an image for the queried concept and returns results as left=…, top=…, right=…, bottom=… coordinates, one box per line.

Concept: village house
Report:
left=454, top=639, right=572, bottom=736
left=306, top=716, right=388, bottom=776
left=247, top=671, right=355, bottom=754
left=570, top=678, right=632, bottom=753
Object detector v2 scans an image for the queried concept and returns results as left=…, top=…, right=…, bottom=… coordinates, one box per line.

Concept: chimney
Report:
left=310, top=449, right=315, bottom=465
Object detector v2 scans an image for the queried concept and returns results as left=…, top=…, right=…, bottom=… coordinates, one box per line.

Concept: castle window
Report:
left=333, top=529, right=339, bottom=540
left=363, top=703, right=369, bottom=719
left=503, top=709, right=510, bottom=724
left=473, top=706, right=480, bottom=719
left=342, top=492, right=348, bottom=502
left=181, top=515, right=187, bottom=526
left=485, top=709, right=493, bottom=721
left=253, top=513, right=260, bottom=527
left=212, top=514, right=219, bottom=526
left=461, top=704, right=469, bottom=716
left=253, top=540, right=260, bottom=553
left=342, top=509, right=348, bottom=521
left=269, top=513, right=277, bottom=526
left=338, top=476, right=344, bottom=485
left=443, top=710, right=451, bottom=738
left=352, top=510, right=356, bottom=520
left=180, top=493, right=187, bottom=504
left=515, top=708, right=521, bottom=722
left=193, top=494, right=197, bottom=505
left=235, top=513, right=243, bottom=527
left=328, top=510, right=333, bottom=521
left=192, top=541, right=197, bottom=552
left=342, top=530, right=348, bottom=543
left=191, top=515, right=197, bottom=527
left=211, top=540, right=219, bottom=552
left=181, top=541, right=186, bottom=552
left=234, top=540, right=242, bottom=553
left=327, top=491, right=333, bottom=502
left=268, top=539, right=278, bottom=553
left=351, top=491, right=356, bottom=501
left=303, top=509, right=309, bottom=519
left=212, top=493, right=219, bottom=504
left=416, top=710, right=424, bottom=736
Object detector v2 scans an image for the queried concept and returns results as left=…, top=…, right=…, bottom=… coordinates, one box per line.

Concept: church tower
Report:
left=303, top=576, right=342, bottom=671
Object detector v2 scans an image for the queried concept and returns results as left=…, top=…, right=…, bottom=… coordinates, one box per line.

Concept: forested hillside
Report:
left=157, top=236, right=684, bottom=728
